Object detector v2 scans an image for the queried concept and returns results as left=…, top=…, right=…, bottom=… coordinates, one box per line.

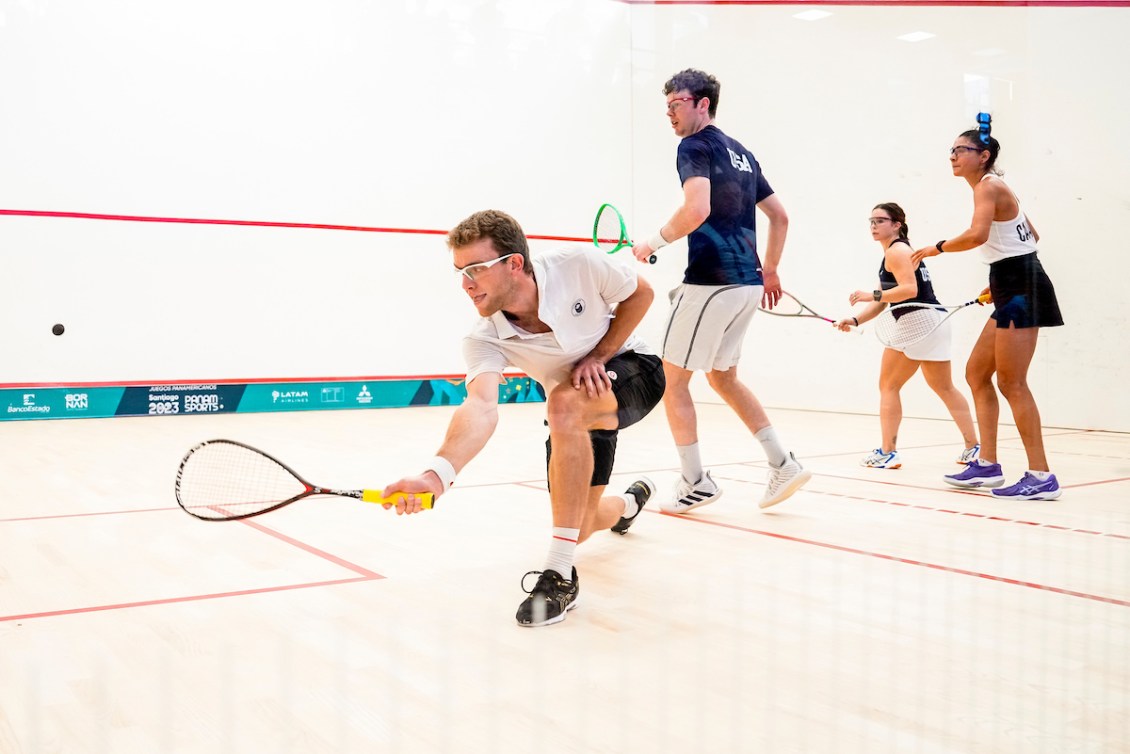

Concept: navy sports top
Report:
left=879, top=240, right=939, bottom=319
left=676, top=125, right=774, bottom=286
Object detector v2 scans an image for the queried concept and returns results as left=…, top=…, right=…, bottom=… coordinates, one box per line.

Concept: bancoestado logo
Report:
left=7, top=393, right=50, bottom=414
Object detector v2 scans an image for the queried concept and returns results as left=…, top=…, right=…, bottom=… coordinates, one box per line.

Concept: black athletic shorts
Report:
left=988, top=253, right=1064, bottom=329
left=545, top=350, right=665, bottom=488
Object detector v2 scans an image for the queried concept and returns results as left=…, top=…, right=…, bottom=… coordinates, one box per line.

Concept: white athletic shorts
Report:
left=662, top=284, right=762, bottom=371
left=894, top=308, right=953, bottom=362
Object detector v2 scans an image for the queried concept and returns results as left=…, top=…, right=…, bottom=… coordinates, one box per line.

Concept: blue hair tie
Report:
left=976, top=112, right=992, bottom=145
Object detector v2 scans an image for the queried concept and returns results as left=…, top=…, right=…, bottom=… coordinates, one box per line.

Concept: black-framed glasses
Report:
left=454, top=252, right=518, bottom=282
left=666, top=96, right=696, bottom=113
left=949, top=145, right=984, bottom=157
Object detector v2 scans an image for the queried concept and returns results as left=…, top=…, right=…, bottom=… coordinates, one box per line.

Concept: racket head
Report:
left=768, top=291, right=808, bottom=316
left=873, top=305, right=946, bottom=349
left=760, top=290, right=833, bottom=323
left=176, top=439, right=310, bottom=521
left=593, top=203, right=630, bottom=254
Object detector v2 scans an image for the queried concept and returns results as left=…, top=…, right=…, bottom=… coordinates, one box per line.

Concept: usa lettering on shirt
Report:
left=727, top=147, right=753, bottom=173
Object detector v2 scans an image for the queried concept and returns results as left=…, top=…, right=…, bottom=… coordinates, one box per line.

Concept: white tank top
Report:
left=979, top=174, right=1038, bottom=264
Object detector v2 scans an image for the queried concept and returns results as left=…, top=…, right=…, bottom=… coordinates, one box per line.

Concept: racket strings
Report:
left=760, top=293, right=807, bottom=317
left=594, top=208, right=626, bottom=252
left=176, top=442, right=307, bottom=520
left=875, top=307, right=944, bottom=349
left=776, top=299, right=806, bottom=317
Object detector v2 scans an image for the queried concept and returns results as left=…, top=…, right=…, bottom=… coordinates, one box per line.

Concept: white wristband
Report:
left=647, top=230, right=669, bottom=251
left=425, top=456, right=456, bottom=490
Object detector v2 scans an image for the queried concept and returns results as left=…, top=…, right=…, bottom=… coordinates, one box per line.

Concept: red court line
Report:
left=804, top=486, right=1130, bottom=540
left=814, top=468, right=1130, bottom=494
left=237, top=517, right=381, bottom=578
left=1, top=504, right=382, bottom=576
left=662, top=513, right=1130, bottom=607
left=714, top=470, right=1130, bottom=540
left=0, top=506, right=177, bottom=523
left=1061, top=476, right=1130, bottom=490
left=0, top=507, right=383, bottom=622
left=0, top=576, right=376, bottom=623
left=0, top=209, right=588, bottom=243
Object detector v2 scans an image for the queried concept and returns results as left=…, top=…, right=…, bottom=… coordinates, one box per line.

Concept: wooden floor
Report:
left=1, top=402, right=1127, bottom=753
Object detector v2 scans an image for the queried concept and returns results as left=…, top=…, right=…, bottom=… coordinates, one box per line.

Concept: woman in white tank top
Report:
left=911, top=121, right=1063, bottom=501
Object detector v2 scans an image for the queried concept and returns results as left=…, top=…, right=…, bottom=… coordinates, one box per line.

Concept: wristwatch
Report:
left=872, top=289, right=882, bottom=302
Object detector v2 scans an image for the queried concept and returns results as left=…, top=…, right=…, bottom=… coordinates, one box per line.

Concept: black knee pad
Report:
left=545, top=429, right=619, bottom=489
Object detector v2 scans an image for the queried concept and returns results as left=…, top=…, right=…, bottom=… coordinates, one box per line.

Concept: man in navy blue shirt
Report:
left=633, top=68, right=810, bottom=512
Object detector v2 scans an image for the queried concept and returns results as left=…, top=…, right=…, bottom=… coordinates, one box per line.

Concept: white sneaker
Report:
left=956, top=444, right=980, bottom=465
left=761, top=452, right=811, bottom=509
left=860, top=448, right=901, bottom=469
left=659, top=470, right=723, bottom=514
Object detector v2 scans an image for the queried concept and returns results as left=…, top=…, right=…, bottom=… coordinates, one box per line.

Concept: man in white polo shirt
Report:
left=380, top=209, right=665, bottom=627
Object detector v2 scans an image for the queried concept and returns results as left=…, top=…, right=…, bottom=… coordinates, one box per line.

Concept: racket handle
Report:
left=362, top=489, right=435, bottom=509
left=977, top=293, right=992, bottom=304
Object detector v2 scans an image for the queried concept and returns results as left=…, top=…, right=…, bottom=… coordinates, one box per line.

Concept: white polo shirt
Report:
left=462, top=246, right=653, bottom=394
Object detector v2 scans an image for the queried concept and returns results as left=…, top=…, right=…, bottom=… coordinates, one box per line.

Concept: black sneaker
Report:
left=515, top=567, right=579, bottom=627
left=611, top=477, right=655, bottom=534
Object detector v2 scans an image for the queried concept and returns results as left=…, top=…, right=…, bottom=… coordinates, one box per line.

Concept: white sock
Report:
left=755, top=426, right=788, bottom=467
left=677, top=443, right=704, bottom=483
left=1028, top=470, right=1052, bottom=481
left=617, top=493, right=637, bottom=519
left=544, top=527, right=579, bottom=579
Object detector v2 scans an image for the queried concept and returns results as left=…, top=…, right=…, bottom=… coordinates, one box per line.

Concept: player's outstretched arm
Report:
left=380, top=374, right=500, bottom=515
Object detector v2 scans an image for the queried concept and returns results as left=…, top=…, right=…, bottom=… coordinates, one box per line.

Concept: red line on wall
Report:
left=616, top=0, right=1130, bottom=7
left=0, top=373, right=531, bottom=390
left=0, top=208, right=588, bottom=243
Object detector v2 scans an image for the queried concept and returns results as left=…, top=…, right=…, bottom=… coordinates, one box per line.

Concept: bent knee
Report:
left=705, top=367, right=738, bottom=390
left=964, top=366, right=995, bottom=391
left=545, top=386, right=587, bottom=427
left=996, top=376, right=1030, bottom=398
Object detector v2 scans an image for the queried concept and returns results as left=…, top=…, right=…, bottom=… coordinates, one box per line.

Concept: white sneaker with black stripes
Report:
left=660, top=470, right=723, bottom=514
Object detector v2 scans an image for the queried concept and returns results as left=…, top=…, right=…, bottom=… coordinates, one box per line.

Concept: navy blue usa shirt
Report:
left=676, top=124, right=774, bottom=285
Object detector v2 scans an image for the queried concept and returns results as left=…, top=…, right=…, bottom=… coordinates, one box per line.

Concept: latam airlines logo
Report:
left=271, top=389, right=309, bottom=405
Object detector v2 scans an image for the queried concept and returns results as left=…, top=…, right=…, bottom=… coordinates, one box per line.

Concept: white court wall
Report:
left=2, top=2, right=1127, bottom=430
left=0, top=0, right=635, bottom=381
left=626, top=4, right=1130, bottom=432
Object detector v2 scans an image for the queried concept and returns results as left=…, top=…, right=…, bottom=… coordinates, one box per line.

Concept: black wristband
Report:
left=872, top=289, right=882, bottom=302
left=936, top=240, right=946, bottom=252
left=851, top=316, right=859, bottom=327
